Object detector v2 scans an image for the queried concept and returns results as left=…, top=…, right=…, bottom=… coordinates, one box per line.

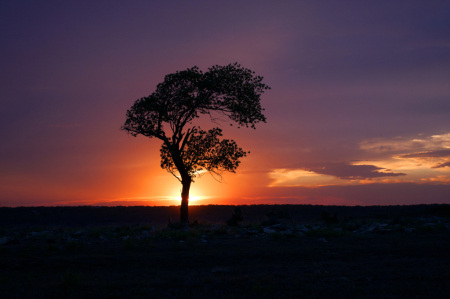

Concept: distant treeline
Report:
left=0, top=204, right=449, bottom=229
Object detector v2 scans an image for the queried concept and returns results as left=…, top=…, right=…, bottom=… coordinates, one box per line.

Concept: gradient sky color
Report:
left=1, top=1, right=450, bottom=207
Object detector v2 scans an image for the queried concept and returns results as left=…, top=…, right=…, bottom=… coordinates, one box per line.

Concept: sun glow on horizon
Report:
left=169, top=195, right=203, bottom=202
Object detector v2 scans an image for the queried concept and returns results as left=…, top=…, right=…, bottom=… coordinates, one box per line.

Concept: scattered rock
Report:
left=0, top=237, right=8, bottom=245
left=318, top=238, right=328, bottom=243
left=261, top=217, right=281, bottom=227
left=122, top=235, right=130, bottom=240
left=427, top=216, right=441, bottom=222
left=366, top=223, right=379, bottom=232
left=268, top=223, right=287, bottom=230
left=280, top=230, right=293, bottom=235
left=201, top=239, right=207, bottom=243
left=263, top=228, right=276, bottom=234
left=298, top=226, right=310, bottom=233
left=334, top=227, right=343, bottom=232
left=73, top=230, right=84, bottom=237
left=424, top=223, right=436, bottom=226
left=26, top=231, right=49, bottom=239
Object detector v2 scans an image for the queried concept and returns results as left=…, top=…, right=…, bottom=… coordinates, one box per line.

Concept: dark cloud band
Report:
left=298, top=162, right=405, bottom=180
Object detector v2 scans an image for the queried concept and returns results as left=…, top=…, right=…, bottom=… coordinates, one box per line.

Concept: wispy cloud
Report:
left=400, top=149, right=450, bottom=158
left=269, top=162, right=405, bottom=187
left=353, top=132, right=450, bottom=184
left=298, top=162, right=405, bottom=180
left=432, top=162, right=450, bottom=169
left=360, top=133, right=450, bottom=154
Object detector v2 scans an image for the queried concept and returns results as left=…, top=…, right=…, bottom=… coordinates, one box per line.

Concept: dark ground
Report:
left=0, top=204, right=449, bottom=298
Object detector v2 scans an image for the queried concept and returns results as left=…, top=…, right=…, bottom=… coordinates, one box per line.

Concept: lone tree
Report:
left=122, top=63, right=270, bottom=223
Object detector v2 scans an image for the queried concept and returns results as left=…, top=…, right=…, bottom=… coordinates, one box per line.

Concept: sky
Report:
left=1, top=1, right=450, bottom=207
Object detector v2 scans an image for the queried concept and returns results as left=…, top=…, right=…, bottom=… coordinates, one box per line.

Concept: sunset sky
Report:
left=1, top=1, right=450, bottom=207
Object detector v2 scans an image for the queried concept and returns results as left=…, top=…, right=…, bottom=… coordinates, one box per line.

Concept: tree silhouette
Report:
left=122, top=63, right=270, bottom=223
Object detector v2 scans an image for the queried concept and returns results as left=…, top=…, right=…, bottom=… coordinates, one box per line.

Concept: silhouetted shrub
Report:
left=167, top=219, right=184, bottom=230
left=189, top=219, right=199, bottom=228
left=266, top=209, right=290, bottom=219
left=321, top=210, right=338, bottom=225
left=266, top=209, right=276, bottom=218
left=226, top=207, right=244, bottom=227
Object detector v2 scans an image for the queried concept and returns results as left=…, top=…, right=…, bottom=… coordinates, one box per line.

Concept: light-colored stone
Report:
left=0, top=237, right=8, bottom=245
left=26, top=231, right=49, bottom=239
left=298, top=226, right=309, bottom=232
left=268, top=223, right=286, bottom=230
left=280, top=230, right=293, bottom=235
left=366, top=223, right=379, bottom=232
left=263, top=228, right=276, bottom=234
left=318, top=238, right=328, bottom=243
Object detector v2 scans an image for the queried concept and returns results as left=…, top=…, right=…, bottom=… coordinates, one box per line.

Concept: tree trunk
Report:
left=180, top=177, right=191, bottom=224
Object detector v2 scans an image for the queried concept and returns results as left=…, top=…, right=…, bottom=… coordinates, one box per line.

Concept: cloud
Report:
left=400, top=149, right=450, bottom=159
left=265, top=183, right=450, bottom=205
left=395, top=148, right=450, bottom=169
left=360, top=133, right=450, bottom=154
left=432, top=162, right=450, bottom=169
left=269, top=162, right=406, bottom=187
left=360, top=133, right=450, bottom=171
left=299, top=162, right=405, bottom=180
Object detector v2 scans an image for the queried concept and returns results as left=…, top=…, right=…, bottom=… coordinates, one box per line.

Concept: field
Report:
left=1, top=204, right=449, bottom=298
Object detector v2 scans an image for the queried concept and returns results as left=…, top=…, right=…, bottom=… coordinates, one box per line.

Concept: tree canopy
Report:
left=122, top=63, right=270, bottom=222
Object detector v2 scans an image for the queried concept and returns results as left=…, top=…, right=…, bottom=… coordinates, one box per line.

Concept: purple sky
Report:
left=1, top=1, right=450, bottom=206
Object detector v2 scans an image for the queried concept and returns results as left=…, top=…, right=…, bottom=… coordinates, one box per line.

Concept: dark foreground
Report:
left=1, top=204, right=449, bottom=298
